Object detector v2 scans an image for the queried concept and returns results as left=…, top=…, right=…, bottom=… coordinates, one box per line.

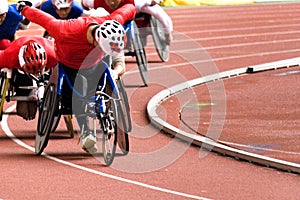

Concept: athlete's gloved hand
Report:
left=16, top=1, right=32, bottom=13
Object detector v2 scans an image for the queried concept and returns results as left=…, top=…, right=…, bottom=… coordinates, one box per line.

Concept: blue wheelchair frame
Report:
left=35, top=60, right=129, bottom=166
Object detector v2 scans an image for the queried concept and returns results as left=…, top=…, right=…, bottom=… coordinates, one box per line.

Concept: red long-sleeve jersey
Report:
left=0, top=36, right=57, bottom=70
left=22, top=4, right=136, bottom=69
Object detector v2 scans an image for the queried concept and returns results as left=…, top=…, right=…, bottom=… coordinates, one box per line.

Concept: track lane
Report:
left=1, top=3, right=300, bottom=200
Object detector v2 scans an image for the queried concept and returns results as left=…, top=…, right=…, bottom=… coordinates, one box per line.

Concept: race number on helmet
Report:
left=18, top=40, right=47, bottom=74
left=94, top=20, right=126, bottom=57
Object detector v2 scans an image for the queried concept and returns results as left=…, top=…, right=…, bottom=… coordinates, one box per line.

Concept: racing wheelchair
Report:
left=135, top=13, right=170, bottom=63
left=0, top=68, right=74, bottom=137
left=35, top=58, right=131, bottom=166
left=0, top=69, right=38, bottom=121
left=122, top=14, right=170, bottom=87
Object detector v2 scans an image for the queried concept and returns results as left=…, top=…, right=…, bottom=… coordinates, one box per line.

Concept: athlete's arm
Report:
left=21, top=6, right=61, bottom=37
left=82, top=0, right=94, bottom=9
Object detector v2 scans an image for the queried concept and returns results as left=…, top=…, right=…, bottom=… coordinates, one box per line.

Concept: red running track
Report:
left=0, top=2, right=299, bottom=200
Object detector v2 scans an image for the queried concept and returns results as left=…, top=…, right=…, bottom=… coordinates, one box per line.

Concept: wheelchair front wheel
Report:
left=36, top=83, right=57, bottom=155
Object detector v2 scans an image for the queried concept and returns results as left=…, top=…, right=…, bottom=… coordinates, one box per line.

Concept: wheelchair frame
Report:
left=135, top=13, right=170, bottom=62
left=0, top=68, right=75, bottom=137
left=35, top=60, right=131, bottom=166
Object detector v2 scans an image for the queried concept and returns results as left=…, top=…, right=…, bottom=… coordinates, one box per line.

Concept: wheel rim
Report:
left=150, top=16, right=170, bottom=62
left=132, top=21, right=148, bottom=86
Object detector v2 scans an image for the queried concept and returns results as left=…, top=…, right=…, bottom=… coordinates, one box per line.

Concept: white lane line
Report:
left=193, top=30, right=300, bottom=41
left=1, top=104, right=211, bottom=200
left=177, top=23, right=300, bottom=34
left=221, top=141, right=300, bottom=155
left=127, top=47, right=300, bottom=75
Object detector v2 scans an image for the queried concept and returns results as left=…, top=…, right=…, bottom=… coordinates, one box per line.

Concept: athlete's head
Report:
left=92, top=20, right=126, bottom=57
left=104, top=0, right=121, bottom=11
left=52, top=0, right=73, bottom=19
left=18, top=40, right=47, bottom=74
left=0, top=0, right=8, bottom=25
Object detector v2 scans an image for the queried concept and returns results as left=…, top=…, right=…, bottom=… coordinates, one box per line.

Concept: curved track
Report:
left=1, top=3, right=300, bottom=200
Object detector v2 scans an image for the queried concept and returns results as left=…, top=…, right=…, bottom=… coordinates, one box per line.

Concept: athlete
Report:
left=0, top=36, right=56, bottom=72
left=0, top=36, right=57, bottom=120
left=0, top=0, right=43, bottom=50
left=40, top=0, right=83, bottom=20
left=82, top=0, right=173, bottom=45
left=17, top=2, right=135, bottom=153
left=0, top=0, right=23, bottom=50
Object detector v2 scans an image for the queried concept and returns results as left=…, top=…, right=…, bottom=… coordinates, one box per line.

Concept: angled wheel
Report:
left=116, top=79, right=130, bottom=154
left=150, top=16, right=169, bottom=62
left=0, top=71, right=9, bottom=121
left=35, top=83, right=57, bottom=155
left=131, top=21, right=148, bottom=86
left=116, top=99, right=129, bottom=155
left=116, top=77, right=131, bottom=132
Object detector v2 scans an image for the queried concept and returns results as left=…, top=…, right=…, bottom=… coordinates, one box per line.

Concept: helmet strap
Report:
left=90, top=25, right=100, bottom=46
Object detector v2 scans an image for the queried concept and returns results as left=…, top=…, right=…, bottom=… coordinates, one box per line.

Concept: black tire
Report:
left=35, top=83, right=57, bottom=155
left=0, top=72, right=8, bottom=121
left=116, top=99, right=129, bottom=155
left=132, top=21, right=148, bottom=86
left=150, top=16, right=170, bottom=62
left=116, top=77, right=132, bottom=132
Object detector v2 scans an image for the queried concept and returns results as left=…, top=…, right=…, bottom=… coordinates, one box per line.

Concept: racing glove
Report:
left=16, top=1, right=32, bottom=13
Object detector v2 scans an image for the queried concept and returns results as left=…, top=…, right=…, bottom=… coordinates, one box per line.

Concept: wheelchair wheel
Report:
left=131, top=21, right=148, bottom=86
left=36, top=83, right=57, bottom=155
left=116, top=77, right=132, bottom=132
left=150, top=16, right=170, bottom=62
left=0, top=72, right=9, bottom=121
left=101, top=97, right=118, bottom=166
left=111, top=78, right=129, bottom=155
left=116, top=99, right=129, bottom=155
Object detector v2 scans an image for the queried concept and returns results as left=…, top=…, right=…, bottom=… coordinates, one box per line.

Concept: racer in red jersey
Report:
left=82, top=0, right=173, bottom=44
left=17, top=2, right=135, bottom=153
left=0, top=36, right=56, bottom=71
left=19, top=4, right=135, bottom=69
left=0, top=36, right=57, bottom=120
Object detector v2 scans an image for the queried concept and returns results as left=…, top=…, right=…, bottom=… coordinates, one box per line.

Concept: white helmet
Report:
left=0, top=0, right=8, bottom=15
left=51, top=0, right=73, bottom=9
left=94, top=20, right=126, bottom=57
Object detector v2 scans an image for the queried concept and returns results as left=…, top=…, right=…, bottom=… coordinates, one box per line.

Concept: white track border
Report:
left=147, top=57, right=300, bottom=174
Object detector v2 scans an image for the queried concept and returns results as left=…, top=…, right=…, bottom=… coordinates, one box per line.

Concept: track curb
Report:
left=147, top=57, right=300, bottom=174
